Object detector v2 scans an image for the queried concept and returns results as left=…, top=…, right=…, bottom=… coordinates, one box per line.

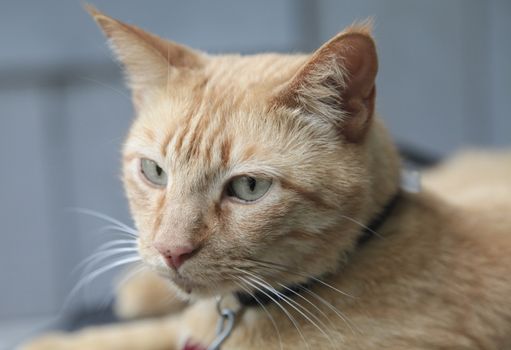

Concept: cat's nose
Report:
left=153, top=243, right=198, bottom=270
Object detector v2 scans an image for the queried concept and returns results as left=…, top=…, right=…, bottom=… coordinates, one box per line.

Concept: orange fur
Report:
left=23, top=6, right=511, bottom=350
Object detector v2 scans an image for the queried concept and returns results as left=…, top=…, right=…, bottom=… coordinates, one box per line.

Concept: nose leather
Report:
left=154, top=242, right=197, bottom=269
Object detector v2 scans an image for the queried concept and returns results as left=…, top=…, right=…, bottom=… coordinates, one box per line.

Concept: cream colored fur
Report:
left=23, top=7, right=511, bottom=350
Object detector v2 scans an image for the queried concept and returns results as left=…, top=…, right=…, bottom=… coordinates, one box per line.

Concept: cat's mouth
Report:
left=152, top=269, right=199, bottom=295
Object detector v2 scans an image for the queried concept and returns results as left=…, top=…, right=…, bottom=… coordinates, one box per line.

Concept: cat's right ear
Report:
left=85, top=5, right=204, bottom=106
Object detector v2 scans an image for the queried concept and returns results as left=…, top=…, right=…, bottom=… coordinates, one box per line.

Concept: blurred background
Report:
left=0, top=0, right=510, bottom=347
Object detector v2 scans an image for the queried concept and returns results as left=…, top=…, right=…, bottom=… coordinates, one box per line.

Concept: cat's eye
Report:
left=227, top=176, right=272, bottom=202
left=140, top=158, right=167, bottom=187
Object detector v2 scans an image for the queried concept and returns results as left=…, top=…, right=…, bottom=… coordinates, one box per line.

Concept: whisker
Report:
left=77, top=77, right=131, bottom=100
left=98, top=263, right=147, bottom=311
left=63, top=255, right=141, bottom=313
left=161, top=289, right=180, bottom=307
left=116, top=264, right=148, bottom=290
left=231, top=277, right=284, bottom=350
left=241, top=270, right=333, bottom=333
left=76, top=247, right=139, bottom=277
left=242, top=273, right=334, bottom=348
left=275, top=282, right=337, bottom=331
left=93, top=239, right=139, bottom=252
left=73, top=239, right=139, bottom=274
left=237, top=275, right=310, bottom=350
left=247, top=258, right=355, bottom=299
left=340, top=214, right=383, bottom=239
left=298, top=286, right=360, bottom=335
left=97, top=225, right=138, bottom=238
left=66, top=208, right=137, bottom=234
left=241, top=259, right=360, bottom=334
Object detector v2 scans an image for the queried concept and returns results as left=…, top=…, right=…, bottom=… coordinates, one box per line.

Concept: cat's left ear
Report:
left=274, top=22, right=378, bottom=142
left=86, top=5, right=204, bottom=106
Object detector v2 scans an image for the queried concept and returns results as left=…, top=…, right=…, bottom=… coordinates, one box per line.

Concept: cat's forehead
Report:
left=204, top=54, right=307, bottom=91
left=128, top=54, right=309, bottom=179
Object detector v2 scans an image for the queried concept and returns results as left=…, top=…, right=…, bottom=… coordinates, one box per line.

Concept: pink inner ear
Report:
left=338, top=33, right=378, bottom=102
left=183, top=339, right=207, bottom=350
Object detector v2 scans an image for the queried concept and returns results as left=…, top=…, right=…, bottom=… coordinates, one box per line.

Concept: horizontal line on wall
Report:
left=0, top=43, right=305, bottom=91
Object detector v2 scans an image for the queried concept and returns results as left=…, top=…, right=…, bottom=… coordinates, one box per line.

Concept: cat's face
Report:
left=90, top=7, right=399, bottom=298
left=122, top=57, right=369, bottom=297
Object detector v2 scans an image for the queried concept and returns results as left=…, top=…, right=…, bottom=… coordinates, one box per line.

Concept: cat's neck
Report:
left=360, top=117, right=402, bottom=226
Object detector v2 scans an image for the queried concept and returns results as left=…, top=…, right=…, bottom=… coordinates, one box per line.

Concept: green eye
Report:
left=140, top=158, right=167, bottom=187
left=227, top=176, right=272, bottom=202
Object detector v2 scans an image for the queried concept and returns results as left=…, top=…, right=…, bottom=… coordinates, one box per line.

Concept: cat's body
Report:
left=23, top=7, right=511, bottom=350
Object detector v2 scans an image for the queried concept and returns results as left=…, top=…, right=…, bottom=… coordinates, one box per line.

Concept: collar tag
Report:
left=400, top=168, right=421, bottom=193
left=207, top=296, right=237, bottom=350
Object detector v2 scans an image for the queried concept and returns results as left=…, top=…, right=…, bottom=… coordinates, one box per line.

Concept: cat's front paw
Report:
left=20, top=333, right=74, bottom=350
left=115, top=267, right=187, bottom=319
left=21, top=332, right=117, bottom=350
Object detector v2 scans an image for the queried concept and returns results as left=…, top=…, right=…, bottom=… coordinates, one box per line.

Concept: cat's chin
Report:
left=161, top=273, right=240, bottom=300
left=151, top=270, right=222, bottom=299
left=170, top=274, right=207, bottom=295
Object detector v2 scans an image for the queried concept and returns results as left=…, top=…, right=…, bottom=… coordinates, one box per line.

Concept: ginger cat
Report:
left=23, top=6, right=511, bottom=350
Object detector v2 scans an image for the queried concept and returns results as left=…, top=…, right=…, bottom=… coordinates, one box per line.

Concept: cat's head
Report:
left=89, top=6, right=400, bottom=298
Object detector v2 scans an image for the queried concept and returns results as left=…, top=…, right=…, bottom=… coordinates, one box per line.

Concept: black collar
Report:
left=355, top=191, right=402, bottom=246
left=235, top=191, right=402, bottom=308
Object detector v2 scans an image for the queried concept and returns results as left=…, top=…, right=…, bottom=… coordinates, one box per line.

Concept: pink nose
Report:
left=154, top=243, right=198, bottom=270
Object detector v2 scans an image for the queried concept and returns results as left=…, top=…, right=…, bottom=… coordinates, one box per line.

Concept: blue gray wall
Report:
left=0, top=0, right=509, bottom=339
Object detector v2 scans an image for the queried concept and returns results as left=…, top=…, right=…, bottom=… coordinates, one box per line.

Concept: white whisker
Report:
left=238, top=275, right=310, bottom=350
left=76, top=247, right=139, bottom=277
left=340, top=214, right=383, bottom=239
left=67, top=208, right=137, bottom=234
left=97, top=224, right=138, bottom=238
left=242, top=259, right=360, bottom=334
left=242, top=271, right=333, bottom=335
left=94, top=239, right=139, bottom=252
left=63, top=255, right=141, bottom=312
left=98, top=263, right=147, bottom=311
left=77, top=77, right=131, bottom=100
left=249, top=259, right=355, bottom=299
left=276, top=282, right=337, bottom=331
left=243, top=273, right=334, bottom=348
left=116, top=264, right=148, bottom=290
left=299, top=286, right=360, bottom=335
left=231, top=277, right=284, bottom=350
